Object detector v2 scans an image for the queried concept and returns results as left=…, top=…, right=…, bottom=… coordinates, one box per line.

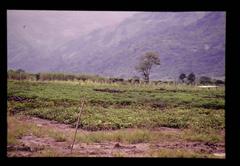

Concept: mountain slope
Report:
left=8, top=12, right=226, bottom=80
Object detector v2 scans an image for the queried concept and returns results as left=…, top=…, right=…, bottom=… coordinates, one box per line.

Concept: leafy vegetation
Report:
left=8, top=80, right=224, bottom=133
left=135, top=52, right=160, bottom=82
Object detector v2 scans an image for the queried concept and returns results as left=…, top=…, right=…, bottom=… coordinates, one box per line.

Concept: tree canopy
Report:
left=135, top=52, right=160, bottom=83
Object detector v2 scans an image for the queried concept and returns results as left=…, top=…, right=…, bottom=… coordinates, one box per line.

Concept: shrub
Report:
left=199, top=76, right=212, bottom=85
left=187, top=73, right=196, bottom=84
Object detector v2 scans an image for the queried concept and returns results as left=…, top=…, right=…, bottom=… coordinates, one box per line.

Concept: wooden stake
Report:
left=70, top=99, right=85, bottom=154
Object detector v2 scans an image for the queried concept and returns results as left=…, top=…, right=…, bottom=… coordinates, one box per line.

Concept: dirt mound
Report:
left=93, top=88, right=125, bottom=93
left=8, top=144, right=32, bottom=152
left=155, top=89, right=187, bottom=93
left=8, top=96, right=35, bottom=102
left=7, top=143, right=44, bottom=157
left=17, top=116, right=76, bottom=132
left=114, top=143, right=136, bottom=149
left=151, top=102, right=167, bottom=109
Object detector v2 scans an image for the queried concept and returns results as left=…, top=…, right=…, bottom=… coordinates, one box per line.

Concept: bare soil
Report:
left=16, top=115, right=77, bottom=133
left=8, top=116, right=225, bottom=157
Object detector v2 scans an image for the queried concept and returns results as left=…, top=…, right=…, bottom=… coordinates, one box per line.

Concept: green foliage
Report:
left=7, top=74, right=225, bottom=158
left=179, top=73, right=186, bottom=83
left=135, top=51, right=160, bottom=82
left=8, top=69, right=30, bottom=80
left=199, top=76, right=212, bottom=85
left=7, top=70, right=109, bottom=83
left=214, top=79, right=224, bottom=85
left=187, top=72, right=196, bottom=84
left=8, top=80, right=224, bottom=133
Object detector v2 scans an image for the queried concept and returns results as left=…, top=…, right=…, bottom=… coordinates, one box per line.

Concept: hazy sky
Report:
left=7, top=10, right=138, bottom=38
left=7, top=10, right=140, bottom=51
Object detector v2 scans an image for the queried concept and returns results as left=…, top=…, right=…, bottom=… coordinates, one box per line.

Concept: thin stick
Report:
left=70, top=99, right=85, bottom=153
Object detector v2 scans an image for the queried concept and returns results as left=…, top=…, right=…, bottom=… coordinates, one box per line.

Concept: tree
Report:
left=36, top=73, right=40, bottom=81
left=16, top=69, right=25, bottom=73
left=135, top=52, right=160, bottom=83
left=128, top=76, right=140, bottom=84
left=132, top=76, right=140, bottom=83
left=199, top=76, right=212, bottom=85
left=179, top=73, right=186, bottom=83
left=215, top=79, right=224, bottom=85
left=187, top=72, right=196, bottom=84
left=16, top=69, right=25, bottom=81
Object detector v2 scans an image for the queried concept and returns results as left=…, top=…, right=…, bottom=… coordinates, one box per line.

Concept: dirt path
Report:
left=16, top=115, right=77, bottom=133
left=8, top=116, right=225, bottom=157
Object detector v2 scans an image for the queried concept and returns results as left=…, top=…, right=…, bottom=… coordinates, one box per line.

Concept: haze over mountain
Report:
left=7, top=11, right=225, bottom=80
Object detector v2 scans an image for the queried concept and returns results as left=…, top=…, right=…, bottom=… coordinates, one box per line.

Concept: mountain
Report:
left=8, top=12, right=226, bottom=80
left=7, top=10, right=136, bottom=72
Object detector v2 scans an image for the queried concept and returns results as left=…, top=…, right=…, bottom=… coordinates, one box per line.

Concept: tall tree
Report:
left=187, top=72, right=196, bottom=84
left=135, top=52, right=160, bottom=83
left=179, top=73, right=186, bottom=83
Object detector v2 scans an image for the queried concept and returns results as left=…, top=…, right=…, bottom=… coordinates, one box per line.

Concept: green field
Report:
left=7, top=80, right=225, bottom=157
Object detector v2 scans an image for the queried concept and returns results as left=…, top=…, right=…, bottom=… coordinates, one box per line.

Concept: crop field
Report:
left=7, top=80, right=225, bottom=157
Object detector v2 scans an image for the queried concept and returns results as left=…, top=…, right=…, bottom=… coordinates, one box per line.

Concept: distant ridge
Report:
left=8, top=12, right=225, bottom=80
